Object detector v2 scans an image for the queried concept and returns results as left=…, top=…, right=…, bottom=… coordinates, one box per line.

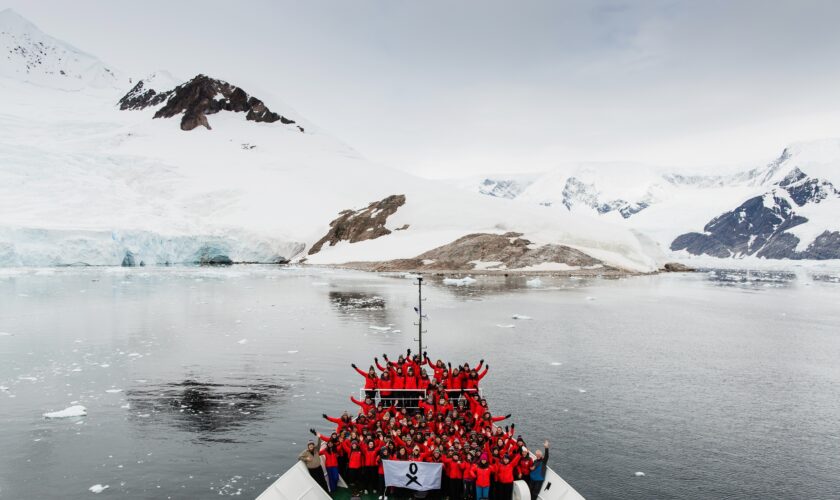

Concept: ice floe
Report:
left=369, top=326, right=391, bottom=331
left=495, top=324, right=516, bottom=329
left=443, top=276, right=476, bottom=286
left=525, top=278, right=542, bottom=287
left=105, top=388, right=122, bottom=393
left=44, top=405, right=87, bottom=418
left=634, top=472, right=645, bottom=477
left=89, top=484, right=109, bottom=493
left=237, top=339, right=248, bottom=344
left=512, top=314, right=532, bottom=320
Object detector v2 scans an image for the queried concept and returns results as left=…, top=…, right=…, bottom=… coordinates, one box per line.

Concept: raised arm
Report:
left=351, top=363, right=368, bottom=377
left=477, top=364, right=489, bottom=381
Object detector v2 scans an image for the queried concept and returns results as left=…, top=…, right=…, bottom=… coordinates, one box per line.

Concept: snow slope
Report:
left=0, top=10, right=662, bottom=272
left=0, top=9, right=126, bottom=90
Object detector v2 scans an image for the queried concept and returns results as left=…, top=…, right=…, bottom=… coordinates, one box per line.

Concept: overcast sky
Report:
left=5, top=0, right=840, bottom=177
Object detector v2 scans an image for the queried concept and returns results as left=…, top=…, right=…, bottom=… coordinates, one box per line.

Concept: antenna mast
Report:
left=415, top=277, right=426, bottom=353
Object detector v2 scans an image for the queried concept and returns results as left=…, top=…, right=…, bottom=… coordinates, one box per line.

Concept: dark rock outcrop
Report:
left=118, top=80, right=172, bottom=110
left=308, top=195, right=406, bottom=255
left=118, top=74, right=301, bottom=132
left=672, top=167, right=840, bottom=259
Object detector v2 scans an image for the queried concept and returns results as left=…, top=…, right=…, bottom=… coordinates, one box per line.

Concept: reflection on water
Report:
left=328, top=291, right=386, bottom=310
left=127, top=379, right=287, bottom=442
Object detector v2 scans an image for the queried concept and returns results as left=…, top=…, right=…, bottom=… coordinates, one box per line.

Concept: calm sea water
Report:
left=0, top=267, right=839, bottom=500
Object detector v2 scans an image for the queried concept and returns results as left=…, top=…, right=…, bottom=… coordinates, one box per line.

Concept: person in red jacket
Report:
left=378, top=370, right=393, bottom=406
left=311, top=429, right=340, bottom=492
left=443, top=450, right=466, bottom=499
left=472, top=454, right=493, bottom=500
left=516, top=446, right=534, bottom=487
left=350, top=395, right=376, bottom=416
left=362, top=439, right=383, bottom=495
left=352, top=363, right=379, bottom=399
left=492, top=453, right=522, bottom=499
left=341, top=439, right=365, bottom=494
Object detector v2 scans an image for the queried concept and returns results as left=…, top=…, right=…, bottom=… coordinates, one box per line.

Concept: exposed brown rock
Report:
left=336, top=232, right=610, bottom=272
left=308, top=194, right=407, bottom=255
left=662, top=262, right=696, bottom=272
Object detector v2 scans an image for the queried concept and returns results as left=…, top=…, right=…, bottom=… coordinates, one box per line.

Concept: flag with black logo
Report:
left=382, top=460, right=442, bottom=491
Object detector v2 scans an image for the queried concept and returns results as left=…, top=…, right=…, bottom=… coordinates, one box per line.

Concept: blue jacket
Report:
left=530, top=447, right=549, bottom=481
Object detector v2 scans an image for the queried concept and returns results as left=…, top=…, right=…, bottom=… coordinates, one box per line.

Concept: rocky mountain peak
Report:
left=118, top=73, right=303, bottom=132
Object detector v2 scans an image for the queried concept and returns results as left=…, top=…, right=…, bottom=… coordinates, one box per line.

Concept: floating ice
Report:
left=495, top=324, right=516, bottom=329
left=634, top=472, right=645, bottom=477
left=44, top=405, right=87, bottom=418
left=287, top=350, right=299, bottom=354
left=585, top=296, right=596, bottom=301
left=89, top=484, right=109, bottom=494
left=512, top=314, right=532, bottom=320
left=578, top=389, right=587, bottom=393
left=71, top=368, right=82, bottom=372
left=18, top=376, right=38, bottom=382
left=443, top=276, right=476, bottom=286
left=99, top=364, right=110, bottom=368
left=391, top=329, right=402, bottom=333
left=127, top=353, right=142, bottom=357
left=237, top=339, right=248, bottom=344
left=550, top=362, right=562, bottom=366
left=369, top=326, right=391, bottom=331
left=105, top=389, right=122, bottom=393
left=525, top=278, right=542, bottom=287
left=0, top=331, right=12, bottom=336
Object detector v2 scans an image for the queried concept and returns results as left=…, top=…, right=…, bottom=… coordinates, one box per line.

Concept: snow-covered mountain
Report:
left=0, top=8, right=126, bottom=90
left=459, top=145, right=840, bottom=261
left=671, top=141, right=840, bottom=259
left=0, top=10, right=662, bottom=272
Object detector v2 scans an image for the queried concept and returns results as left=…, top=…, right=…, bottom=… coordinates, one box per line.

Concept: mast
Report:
left=415, top=277, right=426, bottom=354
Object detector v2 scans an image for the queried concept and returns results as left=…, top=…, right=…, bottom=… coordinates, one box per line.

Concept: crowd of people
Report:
left=298, top=349, right=550, bottom=500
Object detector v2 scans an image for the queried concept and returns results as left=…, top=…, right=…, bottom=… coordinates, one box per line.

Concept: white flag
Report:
left=383, top=460, right=442, bottom=491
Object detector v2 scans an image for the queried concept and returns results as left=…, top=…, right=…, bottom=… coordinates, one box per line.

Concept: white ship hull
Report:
left=257, top=460, right=585, bottom=500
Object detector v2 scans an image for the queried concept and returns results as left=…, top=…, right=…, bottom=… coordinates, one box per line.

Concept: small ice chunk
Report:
left=443, top=276, right=477, bottom=286
left=44, top=405, right=87, bottom=418
left=237, top=339, right=248, bottom=344
left=120, top=404, right=130, bottom=409
left=71, top=368, right=82, bottom=372
left=585, top=296, right=596, bottom=301
left=391, top=329, right=402, bottom=333
left=512, top=314, right=532, bottom=320
left=634, top=471, right=645, bottom=477
left=369, top=326, right=391, bottom=331
left=89, top=484, right=109, bottom=493
left=287, top=350, right=299, bottom=354
left=550, top=362, right=562, bottom=366
left=0, top=331, right=12, bottom=336
left=495, top=324, right=516, bottom=329
left=105, top=389, right=122, bottom=393
left=578, top=388, right=587, bottom=393
left=127, top=353, right=142, bottom=357
left=18, top=376, right=38, bottom=382
left=525, top=278, right=542, bottom=287
left=99, top=364, right=110, bottom=368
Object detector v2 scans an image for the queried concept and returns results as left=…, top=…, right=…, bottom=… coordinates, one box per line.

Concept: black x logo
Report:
left=405, top=462, right=422, bottom=487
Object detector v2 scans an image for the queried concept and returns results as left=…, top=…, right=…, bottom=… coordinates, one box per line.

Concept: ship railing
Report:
left=357, top=388, right=481, bottom=409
